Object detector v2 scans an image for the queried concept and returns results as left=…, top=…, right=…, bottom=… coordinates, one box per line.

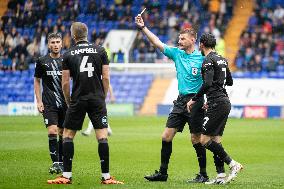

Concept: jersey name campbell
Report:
left=62, top=41, right=109, bottom=101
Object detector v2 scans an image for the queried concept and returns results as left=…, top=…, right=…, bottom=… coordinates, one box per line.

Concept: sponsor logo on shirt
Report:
left=46, top=71, right=62, bottom=76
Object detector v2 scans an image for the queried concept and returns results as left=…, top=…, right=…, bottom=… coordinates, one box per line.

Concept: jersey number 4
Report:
left=80, top=56, right=94, bottom=77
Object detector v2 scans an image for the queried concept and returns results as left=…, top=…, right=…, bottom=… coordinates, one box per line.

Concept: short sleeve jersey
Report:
left=34, top=54, right=66, bottom=108
left=163, top=44, right=204, bottom=95
left=62, top=41, right=109, bottom=101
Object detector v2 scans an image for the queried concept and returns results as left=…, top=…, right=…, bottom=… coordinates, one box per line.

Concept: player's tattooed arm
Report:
left=62, top=70, right=71, bottom=106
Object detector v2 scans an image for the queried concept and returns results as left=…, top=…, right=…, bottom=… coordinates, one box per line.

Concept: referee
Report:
left=135, top=14, right=209, bottom=182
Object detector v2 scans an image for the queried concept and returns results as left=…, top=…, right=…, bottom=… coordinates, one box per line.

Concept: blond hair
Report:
left=71, top=22, right=88, bottom=41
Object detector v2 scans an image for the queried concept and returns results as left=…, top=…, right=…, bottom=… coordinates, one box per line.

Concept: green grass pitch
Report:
left=0, top=116, right=283, bottom=189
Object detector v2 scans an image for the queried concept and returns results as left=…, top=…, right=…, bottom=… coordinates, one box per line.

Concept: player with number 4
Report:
left=47, top=22, right=123, bottom=185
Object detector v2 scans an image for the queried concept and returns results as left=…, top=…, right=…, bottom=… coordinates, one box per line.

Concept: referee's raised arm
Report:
left=135, top=14, right=164, bottom=52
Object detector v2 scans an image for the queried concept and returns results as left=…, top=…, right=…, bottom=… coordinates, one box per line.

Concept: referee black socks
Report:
left=63, top=137, right=74, bottom=172
left=160, top=140, right=172, bottom=175
left=193, top=143, right=207, bottom=176
left=48, top=134, right=58, bottom=163
left=98, top=138, right=109, bottom=174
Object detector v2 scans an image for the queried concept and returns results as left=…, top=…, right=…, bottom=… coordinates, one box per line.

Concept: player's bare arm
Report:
left=62, top=70, right=71, bottom=106
left=102, top=65, right=110, bottom=98
left=34, top=77, right=44, bottom=113
left=135, top=14, right=164, bottom=52
left=109, top=84, right=115, bottom=103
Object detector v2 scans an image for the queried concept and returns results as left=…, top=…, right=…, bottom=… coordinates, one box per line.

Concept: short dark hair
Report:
left=47, top=32, right=62, bottom=40
left=200, top=33, right=216, bottom=48
left=179, top=28, right=197, bottom=39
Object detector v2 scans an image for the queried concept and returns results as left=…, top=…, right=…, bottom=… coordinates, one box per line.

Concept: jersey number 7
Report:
left=80, top=56, right=94, bottom=77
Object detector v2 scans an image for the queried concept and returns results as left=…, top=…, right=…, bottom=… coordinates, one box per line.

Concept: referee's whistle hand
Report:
left=135, top=15, right=144, bottom=27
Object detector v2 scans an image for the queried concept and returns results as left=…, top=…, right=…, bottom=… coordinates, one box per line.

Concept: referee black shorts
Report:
left=166, top=94, right=204, bottom=133
left=63, top=98, right=108, bottom=131
left=202, top=97, right=231, bottom=136
left=42, top=105, right=66, bottom=128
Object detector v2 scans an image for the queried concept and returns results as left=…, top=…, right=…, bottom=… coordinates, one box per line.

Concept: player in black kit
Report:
left=187, top=33, right=243, bottom=184
left=47, top=22, right=123, bottom=185
left=34, top=33, right=66, bottom=174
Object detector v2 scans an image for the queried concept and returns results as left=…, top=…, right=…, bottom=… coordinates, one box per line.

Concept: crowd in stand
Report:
left=0, top=0, right=232, bottom=71
left=132, top=0, right=232, bottom=62
left=235, top=0, right=284, bottom=73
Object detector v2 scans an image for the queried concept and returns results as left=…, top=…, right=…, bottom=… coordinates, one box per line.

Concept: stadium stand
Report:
left=0, top=0, right=233, bottom=112
left=234, top=0, right=284, bottom=78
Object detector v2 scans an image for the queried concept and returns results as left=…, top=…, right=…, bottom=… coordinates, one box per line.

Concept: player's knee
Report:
left=58, top=128, right=63, bottom=136
left=162, top=132, right=174, bottom=142
left=98, top=138, right=108, bottom=143
left=212, top=136, right=221, bottom=143
left=201, top=139, right=212, bottom=148
left=48, top=126, right=58, bottom=135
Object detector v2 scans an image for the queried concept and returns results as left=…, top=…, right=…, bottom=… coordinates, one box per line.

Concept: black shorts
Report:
left=63, top=99, right=108, bottom=131
left=166, top=94, right=204, bottom=133
left=202, top=97, right=231, bottom=136
left=42, top=105, right=66, bottom=128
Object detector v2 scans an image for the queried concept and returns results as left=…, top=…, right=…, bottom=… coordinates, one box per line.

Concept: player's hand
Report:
left=37, top=102, right=44, bottom=113
left=187, top=99, right=196, bottom=113
left=110, top=96, right=116, bottom=104
left=135, top=14, right=145, bottom=28
left=202, top=103, right=208, bottom=110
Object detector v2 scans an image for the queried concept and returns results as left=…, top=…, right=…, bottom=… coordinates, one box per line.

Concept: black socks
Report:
left=58, top=135, right=63, bottom=163
left=193, top=143, right=207, bottom=176
left=159, top=140, right=172, bottom=175
left=98, top=138, right=109, bottom=174
left=213, top=143, right=225, bottom=174
left=48, top=134, right=58, bottom=163
left=63, top=137, right=74, bottom=172
left=205, top=140, right=232, bottom=165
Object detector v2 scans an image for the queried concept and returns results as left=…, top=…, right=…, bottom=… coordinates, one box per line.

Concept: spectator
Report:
left=216, top=35, right=226, bottom=57
left=113, top=49, right=124, bottom=63
left=2, top=54, right=12, bottom=71
left=16, top=53, right=28, bottom=71
left=63, top=32, right=71, bottom=49
left=266, top=56, right=277, bottom=72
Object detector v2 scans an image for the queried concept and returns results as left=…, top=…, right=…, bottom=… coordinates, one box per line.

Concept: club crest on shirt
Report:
left=191, top=67, right=198, bottom=75
left=101, top=116, right=108, bottom=125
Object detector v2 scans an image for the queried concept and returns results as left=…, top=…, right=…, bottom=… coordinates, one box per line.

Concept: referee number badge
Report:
left=192, top=67, right=198, bottom=75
